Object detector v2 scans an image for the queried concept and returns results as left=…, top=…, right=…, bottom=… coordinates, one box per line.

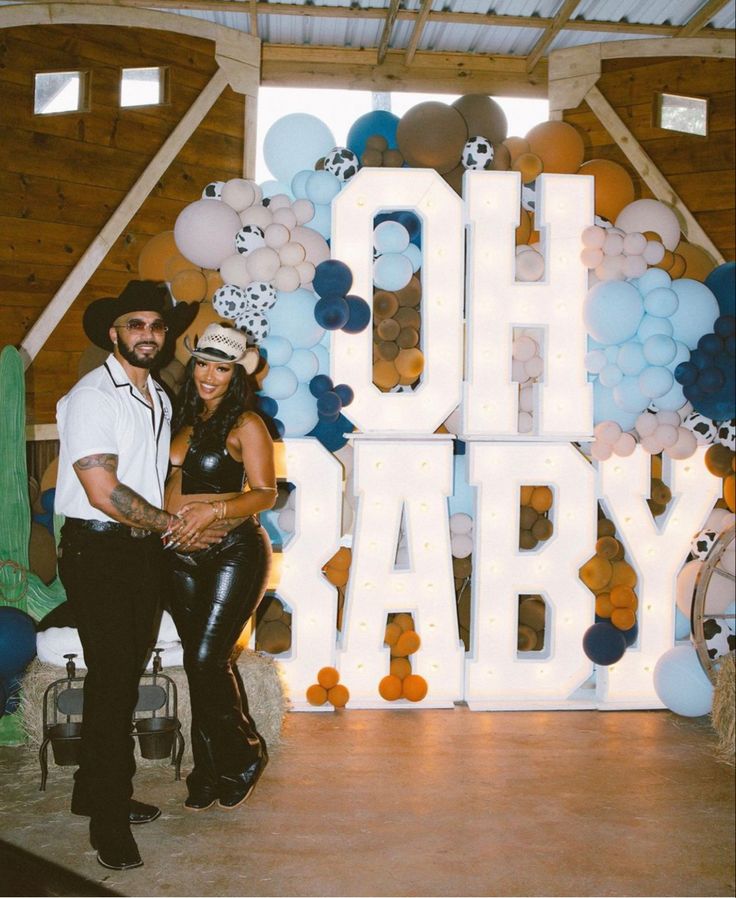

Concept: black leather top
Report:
left=180, top=433, right=245, bottom=495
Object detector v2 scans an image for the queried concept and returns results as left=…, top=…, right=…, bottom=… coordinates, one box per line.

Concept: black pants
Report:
left=168, top=518, right=271, bottom=794
left=58, top=523, right=162, bottom=831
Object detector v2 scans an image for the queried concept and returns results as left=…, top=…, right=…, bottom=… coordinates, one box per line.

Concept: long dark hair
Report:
left=172, top=359, right=258, bottom=448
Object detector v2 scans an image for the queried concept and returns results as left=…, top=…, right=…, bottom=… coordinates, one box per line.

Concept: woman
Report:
left=165, top=323, right=277, bottom=811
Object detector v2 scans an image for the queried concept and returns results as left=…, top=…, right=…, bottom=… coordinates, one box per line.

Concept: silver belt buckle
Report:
left=130, top=527, right=152, bottom=539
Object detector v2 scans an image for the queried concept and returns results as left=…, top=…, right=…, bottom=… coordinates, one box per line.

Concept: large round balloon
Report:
left=577, top=159, right=635, bottom=223
left=704, top=262, right=735, bottom=317
left=396, top=102, right=468, bottom=174
left=347, top=110, right=400, bottom=160
left=582, top=622, right=627, bottom=665
left=174, top=199, right=242, bottom=270
left=615, top=199, right=680, bottom=251
left=669, top=279, right=720, bottom=349
left=584, top=280, right=644, bottom=345
left=451, top=95, right=508, bottom=145
left=267, top=288, right=325, bottom=348
left=525, top=121, right=585, bottom=174
left=653, top=644, right=713, bottom=716
left=263, top=114, right=336, bottom=185
left=274, top=383, right=320, bottom=436
left=0, top=607, right=37, bottom=679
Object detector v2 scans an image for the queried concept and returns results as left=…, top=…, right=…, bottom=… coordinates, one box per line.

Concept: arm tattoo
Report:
left=74, top=454, right=118, bottom=474
left=110, top=484, right=169, bottom=531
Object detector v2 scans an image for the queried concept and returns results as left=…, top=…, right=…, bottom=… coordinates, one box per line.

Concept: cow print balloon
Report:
left=235, top=225, right=266, bottom=255
left=202, top=181, right=224, bottom=200
left=236, top=311, right=270, bottom=343
left=212, top=284, right=249, bottom=320
left=682, top=411, right=718, bottom=445
left=243, top=281, right=277, bottom=313
left=323, top=147, right=359, bottom=182
left=461, top=136, right=495, bottom=171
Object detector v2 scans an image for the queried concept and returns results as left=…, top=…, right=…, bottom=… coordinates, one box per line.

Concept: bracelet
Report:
left=209, top=500, right=228, bottom=522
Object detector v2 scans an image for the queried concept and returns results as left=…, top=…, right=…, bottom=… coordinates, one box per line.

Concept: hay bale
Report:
left=18, top=650, right=289, bottom=771
left=711, top=652, right=735, bottom=766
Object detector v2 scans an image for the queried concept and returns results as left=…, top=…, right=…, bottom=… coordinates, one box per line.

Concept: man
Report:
left=55, top=280, right=198, bottom=871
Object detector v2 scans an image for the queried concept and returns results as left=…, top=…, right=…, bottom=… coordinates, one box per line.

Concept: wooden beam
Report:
left=677, top=0, right=730, bottom=37
left=249, top=0, right=258, bottom=37
left=19, top=68, right=230, bottom=369
left=526, top=0, right=580, bottom=73
left=583, top=84, right=725, bottom=265
left=405, top=0, right=433, bottom=66
left=377, top=0, right=401, bottom=65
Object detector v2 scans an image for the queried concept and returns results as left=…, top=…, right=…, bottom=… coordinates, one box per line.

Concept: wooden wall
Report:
left=564, top=55, right=735, bottom=261
left=0, top=23, right=247, bottom=424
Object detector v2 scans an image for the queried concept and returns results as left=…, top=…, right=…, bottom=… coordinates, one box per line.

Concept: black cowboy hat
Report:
left=82, top=280, right=199, bottom=351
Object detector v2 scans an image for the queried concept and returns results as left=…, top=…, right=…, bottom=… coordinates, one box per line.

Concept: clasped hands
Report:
left=163, top=501, right=228, bottom=552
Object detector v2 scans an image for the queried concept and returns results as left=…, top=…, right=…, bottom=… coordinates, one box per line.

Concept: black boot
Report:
left=90, top=820, right=143, bottom=871
left=218, top=749, right=269, bottom=810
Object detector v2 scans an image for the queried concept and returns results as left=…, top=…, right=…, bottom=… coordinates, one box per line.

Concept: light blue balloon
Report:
left=599, top=364, right=623, bottom=388
left=604, top=345, right=619, bottom=362
left=312, top=343, right=330, bottom=376
left=402, top=243, right=422, bottom=273
left=373, top=253, right=414, bottom=291
left=291, top=170, right=312, bottom=199
left=263, top=114, right=335, bottom=184
left=650, top=376, right=687, bottom=412
left=644, top=286, right=679, bottom=318
left=593, top=379, right=639, bottom=429
left=260, top=335, right=293, bottom=367
left=305, top=170, right=341, bottom=206
left=669, top=278, right=720, bottom=349
left=637, top=313, right=673, bottom=342
left=268, top=288, right=325, bottom=349
left=259, top=180, right=294, bottom=201
left=448, top=452, right=476, bottom=517
left=305, top=203, right=332, bottom=240
left=584, top=280, right=643, bottom=345
left=373, top=221, right=410, bottom=254
left=667, top=340, right=691, bottom=371
left=288, top=348, right=319, bottom=382
left=643, top=334, right=677, bottom=366
left=273, top=383, right=320, bottom=437
left=636, top=267, right=672, bottom=295
left=617, top=341, right=647, bottom=376
left=585, top=349, right=607, bottom=374
left=639, top=365, right=674, bottom=399
left=675, top=606, right=691, bottom=641
left=653, top=644, right=713, bottom=716
left=262, top=365, right=298, bottom=400
left=613, top=375, right=650, bottom=413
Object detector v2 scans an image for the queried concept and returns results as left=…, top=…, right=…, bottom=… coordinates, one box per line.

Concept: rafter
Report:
left=677, top=0, right=730, bottom=37
left=249, top=0, right=258, bottom=37
left=526, top=0, right=580, bottom=73
left=377, top=0, right=402, bottom=65
left=405, top=0, right=433, bottom=65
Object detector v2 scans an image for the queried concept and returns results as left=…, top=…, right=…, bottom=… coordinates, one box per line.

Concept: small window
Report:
left=34, top=71, right=89, bottom=115
left=655, top=93, right=708, bottom=137
left=120, top=67, right=167, bottom=108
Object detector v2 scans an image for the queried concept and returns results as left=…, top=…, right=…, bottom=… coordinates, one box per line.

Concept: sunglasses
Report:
left=114, top=319, right=168, bottom=334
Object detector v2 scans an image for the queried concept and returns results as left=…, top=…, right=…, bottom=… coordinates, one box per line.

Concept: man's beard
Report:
left=116, top=338, right=160, bottom=369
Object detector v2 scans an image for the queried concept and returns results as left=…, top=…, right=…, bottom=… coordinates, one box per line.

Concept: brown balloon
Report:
left=395, top=348, right=424, bottom=379
left=361, top=148, right=383, bottom=167
left=383, top=149, right=404, bottom=168
left=504, top=136, right=530, bottom=165
left=452, top=94, right=508, bottom=145
left=377, top=340, right=400, bottom=361
left=397, top=327, right=419, bottom=349
left=491, top=141, right=511, bottom=171
left=373, top=290, right=399, bottom=319
left=377, top=318, right=401, bottom=341
left=526, top=121, right=585, bottom=174
left=577, top=159, right=635, bottom=223
left=395, top=277, right=421, bottom=307
left=366, top=134, right=388, bottom=152
left=513, top=152, right=543, bottom=184
left=397, top=102, right=468, bottom=174
left=442, top=162, right=465, bottom=196
left=395, top=307, right=420, bottom=329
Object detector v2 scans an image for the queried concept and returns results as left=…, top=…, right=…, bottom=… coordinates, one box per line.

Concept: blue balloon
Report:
left=617, top=341, right=647, bottom=376
left=643, top=286, right=678, bottom=318
left=260, top=335, right=293, bottom=367
left=669, top=278, right=720, bottom=349
left=394, top=211, right=422, bottom=244
left=0, top=607, right=37, bottom=679
left=653, top=644, right=713, bottom=717
left=666, top=340, right=690, bottom=373
left=448, top=452, right=476, bottom=517
left=317, top=391, right=342, bottom=417
left=312, top=343, right=330, bottom=376
left=263, top=114, right=335, bottom=184
left=698, top=332, right=723, bottom=356
left=599, top=364, right=623, bottom=388
left=402, top=243, right=422, bottom=273
left=273, top=383, right=320, bottom=437
left=305, top=203, right=332, bottom=240
left=699, top=366, right=725, bottom=393
left=637, top=314, right=673, bottom=342
left=675, top=361, right=698, bottom=386
left=260, top=180, right=294, bottom=201
left=622, top=621, right=639, bottom=648
left=262, top=365, right=298, bottom=400
left=290, top=169, right=312, bottom=199
left=582, top=622, right=627, bottom=665
left=268, top=289, right=325, bottom=349
left=346, top=110, right=400, bottom=160
left=334, top=383, right=354, bottom=406
left=257, top=396, right=279, bottom=417
left=309, top=374, right=334, bottom=397
left=273, top=418, right=286, bottom=439
left=643, top=334, right=677, bottom=366
left=584, top=280, right=643, bottom=345
left=639, top=365, right=674, bottom=399
left=373, top=253, right=414, bottom=292
left=305, top=170, right=341, bottom=206
left=288, top=348, right=319, bottom=383
left=704, top=261, right=735, bottom=317
left=715, top=314, right=736, bottom=337
left=674, top=606, right=691, bottom=640
left=651, top=376, right=687, bottom=412
left=593, top=380, right=639, bottom=429
left=313, top=260, right=353, bottom=299
left=315, top=296, right=349, bottom=330
left=636, top=267, right=672, bottom=295
left=374, top=221, right=410, bottom=254
left=342, top=296, right=371, bottom=334
left=612, top=376, right=650, bottom=414
left=307, top=412, right=355, bottom=452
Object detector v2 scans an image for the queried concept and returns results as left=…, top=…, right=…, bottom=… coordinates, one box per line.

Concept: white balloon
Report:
left=676, top=559, right=702, bottom=616
left=653, top=645, right=713, bottom=717
left=174, top=199, right=242, bottom=270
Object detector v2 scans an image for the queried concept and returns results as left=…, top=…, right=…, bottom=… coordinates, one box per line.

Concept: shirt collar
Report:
left=104, top=353, right=161, bottom=395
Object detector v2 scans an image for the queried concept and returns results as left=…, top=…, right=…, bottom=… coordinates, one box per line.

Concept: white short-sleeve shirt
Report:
left=55, top=355, right=172, bottom=521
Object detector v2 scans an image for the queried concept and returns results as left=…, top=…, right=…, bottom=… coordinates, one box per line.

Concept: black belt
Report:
left=65, top=517, right=157, bottom=540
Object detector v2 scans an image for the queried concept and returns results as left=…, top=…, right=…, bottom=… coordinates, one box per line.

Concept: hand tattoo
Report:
left=110, top=484, right=169, bottom=531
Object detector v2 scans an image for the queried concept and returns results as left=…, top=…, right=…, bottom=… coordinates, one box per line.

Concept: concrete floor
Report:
left=0, top=707, right=734, bottom=897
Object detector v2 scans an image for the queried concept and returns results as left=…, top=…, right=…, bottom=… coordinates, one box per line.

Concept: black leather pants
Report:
left=168, top=518, right=271, bottom=794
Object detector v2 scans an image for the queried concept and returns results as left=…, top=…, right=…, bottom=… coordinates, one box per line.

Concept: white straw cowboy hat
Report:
left=183, top=323, right=260, bottom=375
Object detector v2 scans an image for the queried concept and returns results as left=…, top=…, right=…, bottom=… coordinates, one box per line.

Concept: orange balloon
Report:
left=518, top=624, right=538, bottom=651
left=170, top=270, right=207, bottom=302
left=597, top=518, right=617, bottom=539
left=577, top=159, right=635, bottom=223
left=526, top=121, right=585, bottom=174
left=503, top=136, right=530, bottom=165
left=610, top=585, right=636, bottom=608
left=611, top=607, right=636, bottom=631
left=675, top=240, right=717, bottom=282
left=378, top=675, right=402, bottom=701
left=204, top=269, right=224, bottom=301
left=390, top=657, right=412, bottom=680
left=595, top=594, right=613, bottom=618
left=530, top=486, right=553, bottom=513
left=395, top=630, right=421, bottom=656
left=163, top=252, right=197, bottom=282
left=610, top=560, right=638, bottom=589
left=327, top=684, right=349, bottom=708
left=329, top=547, right=352, bottom=571
left=579, top=556, right=613, bottom=592
left=384, top=622, right=402, bottom=647
left=596, top=536, right=620, bottom=559
left=324, top=566, right=349, bottom=587
left=138, top=231, right=178, bottom=280
left=705, top=444, right=734, bottom=477
left=516, top=207, right=532, bottom=245
left=402, top=674, right=428, bottom=702
left=373, top=360, right=400, bottom=391
left=306, top=684, right=327, bottom=706
left=513, top=152, right=543, bottom=184
left=520, top=485, right=534, bottom=506
left=393, top=613, right=415, bottom=633
left=724, top=474, right=735, bottom=512
left=667, top=253, right=687, bottom=279
left=317, top=666, right=340, bottom=689
left=395, top=348, right=424, bottom=379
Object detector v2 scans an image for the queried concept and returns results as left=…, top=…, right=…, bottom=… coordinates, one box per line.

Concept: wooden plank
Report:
left=526, top=0, right=581, bottom=74
left=677, top=0, right=731, bottom=37
left=583, top=84, right=726, bottom=264
left=20, top=67, right=229, bottom=367
left=377, top=0, right=401, bottom=65
left=404, top=0, right=432, bottom=66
